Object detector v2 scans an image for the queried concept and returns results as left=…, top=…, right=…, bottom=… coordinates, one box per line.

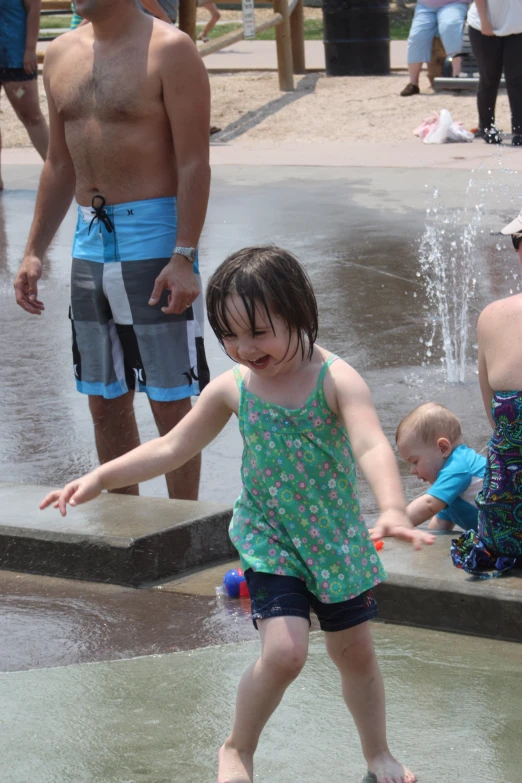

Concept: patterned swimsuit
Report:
left=229, top=355, right=387, bottom=603
left=451, top=391, right=522, bottom=576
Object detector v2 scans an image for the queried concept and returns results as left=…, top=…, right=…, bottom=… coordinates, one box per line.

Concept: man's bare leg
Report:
left=88, top=392, right=140, bottom=495
left=218, top=616, right=309, bottom=783
left=3, top=80, right=49, bottom=161
left=149, top=397, right=200, bottom=500
left=325, top=622, right=416, bottom=783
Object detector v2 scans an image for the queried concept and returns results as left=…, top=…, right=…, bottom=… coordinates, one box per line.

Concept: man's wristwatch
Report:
left=173, top=246, right=197, bottom=264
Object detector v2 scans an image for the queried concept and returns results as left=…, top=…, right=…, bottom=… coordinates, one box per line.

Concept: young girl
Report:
left=452, top=210, right=522, bottom=576
left=41, top=246, right=433, bottom=783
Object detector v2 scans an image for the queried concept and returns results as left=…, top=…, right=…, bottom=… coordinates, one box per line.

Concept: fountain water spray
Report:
left=418, top=187, right=482, bottom=383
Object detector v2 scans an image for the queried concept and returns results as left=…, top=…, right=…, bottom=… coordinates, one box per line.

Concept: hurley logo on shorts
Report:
left=255, top=587, right=268, bottom=601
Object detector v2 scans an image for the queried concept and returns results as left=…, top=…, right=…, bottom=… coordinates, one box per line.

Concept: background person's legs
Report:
left=402, top=2, right=437, bottom=95
left=218, top=615, right=309, bottom=783
left=325, top=621, right=415, bottom=783
left=501, top=32, right=522, bottom=142
left=149, top=397, right=201, bottom=500
left=3, top=80, right=48, bottom=161
left=198, top=2, right=221, bottom=41
left=88, top=391, right=141, bottom=496
left=468, top=25, right=504, bottom=136
left=436, top=2, right=467, bottom=77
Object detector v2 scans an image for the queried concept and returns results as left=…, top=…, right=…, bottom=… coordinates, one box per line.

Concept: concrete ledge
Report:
left=375, top=532, right=522, bottom=643
left=0, top=483, right=235, bottom=587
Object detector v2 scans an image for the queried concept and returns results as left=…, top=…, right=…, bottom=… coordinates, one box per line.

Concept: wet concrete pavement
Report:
left=1, top=622, right=521, bottom=783
left=2, top=160, right=522, bottom=782
left=1, top=161, right=522, bottom=511
left=0, top=567, right=256, bottom=672
left=1, top=533, right=520, bottom=675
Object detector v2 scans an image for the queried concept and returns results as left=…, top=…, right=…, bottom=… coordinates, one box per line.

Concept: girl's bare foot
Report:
left=217, top=741, right=253, bottom=783
left=366, top=751, right=416, bottom=783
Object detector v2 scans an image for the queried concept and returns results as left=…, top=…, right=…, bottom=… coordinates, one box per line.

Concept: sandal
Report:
left=198, top=34, right=210, bottom=42
left=400, top=82, right=420, bottom=97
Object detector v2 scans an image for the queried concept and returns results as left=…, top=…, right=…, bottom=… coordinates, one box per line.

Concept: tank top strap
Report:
left=233, top=365, right=244, bottom=389
left=317, top=354, right=339, bottom=387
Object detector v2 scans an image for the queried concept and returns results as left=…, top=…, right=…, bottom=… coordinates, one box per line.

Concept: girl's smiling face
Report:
left=221, top=294, right=301, bottom=376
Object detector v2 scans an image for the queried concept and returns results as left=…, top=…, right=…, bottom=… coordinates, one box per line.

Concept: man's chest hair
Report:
left=51, top=53, right=158, bottom=123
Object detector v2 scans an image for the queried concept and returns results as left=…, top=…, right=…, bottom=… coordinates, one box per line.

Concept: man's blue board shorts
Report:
left=70, top=196, right=209, bottom=402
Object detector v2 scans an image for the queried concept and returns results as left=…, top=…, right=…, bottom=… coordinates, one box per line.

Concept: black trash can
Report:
left=323, top=0, right=390, bottom=76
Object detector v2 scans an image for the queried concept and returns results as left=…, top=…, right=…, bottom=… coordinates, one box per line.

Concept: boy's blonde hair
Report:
left=396, top=403, right=462, bottom=446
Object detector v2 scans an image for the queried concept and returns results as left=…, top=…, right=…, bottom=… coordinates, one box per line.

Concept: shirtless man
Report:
left=14, top=0, right=211, bottom=500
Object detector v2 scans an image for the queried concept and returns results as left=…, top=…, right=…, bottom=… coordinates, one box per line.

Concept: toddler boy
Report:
left=396, top=402, right=486, bottom=531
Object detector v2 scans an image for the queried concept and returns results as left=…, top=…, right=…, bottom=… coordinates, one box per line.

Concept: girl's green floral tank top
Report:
left=230, top=355, right=387, bottom=603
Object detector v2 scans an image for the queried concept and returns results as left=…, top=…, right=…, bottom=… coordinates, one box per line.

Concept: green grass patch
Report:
left=40, top=15, right=72, bottom=30
left=43, top=10, right=412, bottom=40
left=198, top=16, right=411, bottom=42
left=197, top=22, right=242, bottom=39
left=390, top=18, right=412, bottom=40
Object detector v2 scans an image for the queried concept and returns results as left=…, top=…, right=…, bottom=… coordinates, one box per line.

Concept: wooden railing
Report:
left=182, top=0, right=305, bottom=91
left=40, top=0, right=305, bottom=91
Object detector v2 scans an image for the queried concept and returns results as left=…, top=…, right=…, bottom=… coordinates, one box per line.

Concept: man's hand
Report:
left=40, top=471, right=104, bottom=517
left=23, top=46, right=38, bottom=74
left=14, top=255, right=45, bottom=314
left=148, top=255, right=200, bottom=315
left=369, top=509, right=436, bottom=550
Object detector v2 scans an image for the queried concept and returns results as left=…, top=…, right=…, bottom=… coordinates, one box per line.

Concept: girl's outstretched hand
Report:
left=39, top=472, right=103, bottom=517
left=369, top=509, right=436, bottom=550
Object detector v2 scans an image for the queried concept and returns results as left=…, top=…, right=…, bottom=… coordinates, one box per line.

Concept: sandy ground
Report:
left=0, top=68, right=513, bottom=148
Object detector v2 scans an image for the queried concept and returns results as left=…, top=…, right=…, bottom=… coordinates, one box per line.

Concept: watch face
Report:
left=175, top=247, right=197, bottom=262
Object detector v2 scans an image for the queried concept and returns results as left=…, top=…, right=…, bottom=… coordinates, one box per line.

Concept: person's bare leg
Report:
left=218, top=616, right=309, bottom=783
left=199, top=3, right=221, bottom=40
left=325, top=622, right=416, bottom=783
left=88, top=392, right=140, bottom=495
left=3, top=80, right=48, bottom=161
left=451, top=54, right=461, bottom=77
left=407, top=62, right=423, bottom=86
left=0, top=83, right=4, bottom=190
left=149, top=397, right=200, bottom=500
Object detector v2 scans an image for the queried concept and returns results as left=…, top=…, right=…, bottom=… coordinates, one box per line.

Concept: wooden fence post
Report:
left=290, top=0, right=305, bottom=74
left=179, top=0, right=197, bottom=41
left=272, top=0, right=294, bottom=91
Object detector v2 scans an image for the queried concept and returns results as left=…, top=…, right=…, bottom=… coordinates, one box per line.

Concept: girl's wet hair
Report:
left=206, top=246, right=318, bottom=361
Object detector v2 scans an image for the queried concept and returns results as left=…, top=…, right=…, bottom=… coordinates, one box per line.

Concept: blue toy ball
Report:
left=222, top=568, right=249, bottom=598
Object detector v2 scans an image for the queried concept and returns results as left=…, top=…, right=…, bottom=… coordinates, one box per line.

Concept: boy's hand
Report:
left=369, top=509, right=436, bottom=550
left=39, top=472, right=103, bottom=517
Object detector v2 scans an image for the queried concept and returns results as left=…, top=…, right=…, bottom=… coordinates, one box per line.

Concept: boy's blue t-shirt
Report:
left=426, top=444, right=486, bottom=532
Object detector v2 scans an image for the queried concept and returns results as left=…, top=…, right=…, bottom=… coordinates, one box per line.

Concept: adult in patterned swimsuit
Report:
left=14, top=0, right=210, bottom=501
left=452, top=207, right=522, bottom=576
left=0, top=0, right=49, bottom=190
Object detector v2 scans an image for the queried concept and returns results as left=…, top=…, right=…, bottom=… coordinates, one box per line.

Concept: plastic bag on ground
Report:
left=413, top=110, right=474, bottom=144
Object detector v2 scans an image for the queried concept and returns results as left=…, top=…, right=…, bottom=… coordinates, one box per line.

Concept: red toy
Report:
left=374, top=540, right=384, bottom=551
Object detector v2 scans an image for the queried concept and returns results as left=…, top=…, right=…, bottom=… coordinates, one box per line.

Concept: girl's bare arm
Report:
left=328, top=361, right=434, bottom=548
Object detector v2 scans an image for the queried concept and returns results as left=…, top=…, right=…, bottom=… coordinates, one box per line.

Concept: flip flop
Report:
left=361, top=775, right=378, bottom=783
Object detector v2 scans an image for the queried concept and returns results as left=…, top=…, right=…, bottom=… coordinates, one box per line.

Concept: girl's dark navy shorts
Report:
left=244, top=569, right=378, bottom=633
